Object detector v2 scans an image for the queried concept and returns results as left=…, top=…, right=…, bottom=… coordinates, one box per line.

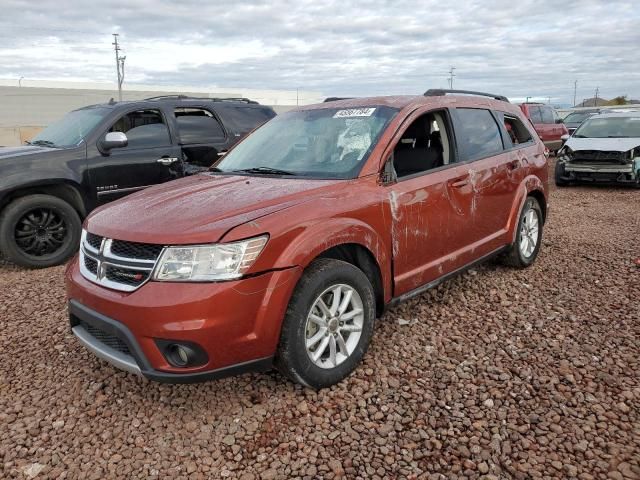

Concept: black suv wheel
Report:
left=0, top=194, right=81, bottom=268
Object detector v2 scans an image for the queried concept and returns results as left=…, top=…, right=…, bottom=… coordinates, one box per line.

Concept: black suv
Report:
left=0, top=96, right=276, bottom=268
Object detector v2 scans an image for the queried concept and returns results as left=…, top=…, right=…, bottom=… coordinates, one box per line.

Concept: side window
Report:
left=528, top=106, right=543, bottom=124
left=109, top=109, right=170, bottom=149
left=175, top=108, right=225, bottom=144
left=392, top=110, right=452, bottom=178
left=220, top=106, right=276, bottom=134
left=540, top=106, right=555, bottom=124
left=502, top=114, right=533, bottom=147
left=455, top=108, right=504, bottom=161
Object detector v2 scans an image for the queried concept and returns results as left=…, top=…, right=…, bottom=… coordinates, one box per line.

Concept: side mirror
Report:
left=555, top=118, right=564, bottom=124
left=99, top=131, right=128, bottom=153
left=561, top=134, right=570, bottom=142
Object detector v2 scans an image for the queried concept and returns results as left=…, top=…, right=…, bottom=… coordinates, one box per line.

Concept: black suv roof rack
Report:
left=144, top=95, right=258, bottom=104
left=323, top=97, right=353, bottom=102
left=424, top=89, right=509, bottom=103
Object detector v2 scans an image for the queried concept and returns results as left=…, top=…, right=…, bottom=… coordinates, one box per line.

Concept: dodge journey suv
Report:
left=66, top=89, right=549, bottom=389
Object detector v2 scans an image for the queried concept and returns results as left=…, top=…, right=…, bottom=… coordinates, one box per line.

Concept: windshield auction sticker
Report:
left=333, top=108, right=376, bottom=118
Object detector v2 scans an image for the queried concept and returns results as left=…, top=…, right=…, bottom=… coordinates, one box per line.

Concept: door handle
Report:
left=157, top=157, right=179, bottom=165
left=448, top=177, right=468, bottom=188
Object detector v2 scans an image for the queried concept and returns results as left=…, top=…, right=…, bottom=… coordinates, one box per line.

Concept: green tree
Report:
left=609, top=95, right=628, bottom=105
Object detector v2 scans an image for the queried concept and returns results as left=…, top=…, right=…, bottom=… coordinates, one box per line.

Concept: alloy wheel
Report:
left=304, top=283, right=364, bottom=369
left=519, top=207, right=539, bottom=258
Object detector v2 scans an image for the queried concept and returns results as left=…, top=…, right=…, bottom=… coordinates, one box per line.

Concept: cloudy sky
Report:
left=1, top=0, right=639, bottom=105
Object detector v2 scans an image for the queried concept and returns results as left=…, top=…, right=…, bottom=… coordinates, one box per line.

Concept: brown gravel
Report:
left=1, top=162, right=639, bottom=479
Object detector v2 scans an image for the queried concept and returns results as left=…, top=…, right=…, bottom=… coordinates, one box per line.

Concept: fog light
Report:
left=169, top=344, right=191, bottom=367
left=155, top=339, right=209, bottom=368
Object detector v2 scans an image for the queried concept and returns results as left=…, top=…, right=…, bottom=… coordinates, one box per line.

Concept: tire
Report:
left=276, top=258, right=376, bottom=389
left=555, top=160, right=569, bottom=187
left=501, top=196, right=544, bottom=269
left=0, top=194, right=81, bottom=268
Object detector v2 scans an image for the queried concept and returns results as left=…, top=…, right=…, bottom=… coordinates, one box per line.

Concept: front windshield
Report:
left=564, top=112, right=596, bottom=123
left=215, top=106, right=398, bottom=178
left=29, top=107, right=110, bottom=148
left=574, top=116, right=640, bottom=138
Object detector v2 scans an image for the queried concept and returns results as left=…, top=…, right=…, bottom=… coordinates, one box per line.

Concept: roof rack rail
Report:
left=145, top=94, right=190, bottom=100
left=144, top=95, right=258, bottom=104
left=424, top=89, right=509, bottom=103
left=323, top=97, right=353, bottom=102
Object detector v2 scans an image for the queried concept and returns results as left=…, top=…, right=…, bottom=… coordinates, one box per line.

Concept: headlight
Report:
left=153, top=235, right=268, bottom=282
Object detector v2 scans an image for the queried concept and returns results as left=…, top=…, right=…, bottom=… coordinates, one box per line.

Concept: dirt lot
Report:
left=1, top=165, right=639, bottom=480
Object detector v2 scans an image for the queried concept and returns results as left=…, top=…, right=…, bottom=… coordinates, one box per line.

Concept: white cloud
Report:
left=0, top=0, right=638, bottom=105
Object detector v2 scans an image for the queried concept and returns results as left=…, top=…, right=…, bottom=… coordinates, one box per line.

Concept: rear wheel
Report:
left=276, top=259, right=376, bottom=389
left=0, top=194, right=81, bottom=268
left=501, top=197, right=543, bottom=268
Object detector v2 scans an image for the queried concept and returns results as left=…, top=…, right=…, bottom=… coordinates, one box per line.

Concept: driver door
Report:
left=89, top=108, right=182, bottom=205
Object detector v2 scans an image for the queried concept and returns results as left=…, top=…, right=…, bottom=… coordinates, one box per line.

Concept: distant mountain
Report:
left=575, top=96, right=640, bottom=107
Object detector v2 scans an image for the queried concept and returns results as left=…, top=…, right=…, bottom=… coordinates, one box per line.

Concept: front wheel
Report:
left=501, top=196, right=543, bottom=269
left=276, top=259, right=376, bottom=389
left=0, top=194, right=81, bottom=268
left=555, top=160, right=569, bottom=187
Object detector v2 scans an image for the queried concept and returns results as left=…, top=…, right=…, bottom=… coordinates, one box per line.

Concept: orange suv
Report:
left=66, top=89, right=549, bottom=388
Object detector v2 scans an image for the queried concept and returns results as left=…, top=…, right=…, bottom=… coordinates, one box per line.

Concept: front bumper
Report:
left=560, top=160, right=638, bottom=184
left=66, top=257, right=302, bottom=382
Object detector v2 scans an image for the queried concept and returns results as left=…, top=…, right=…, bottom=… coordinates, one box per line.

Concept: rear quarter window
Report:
left=219, top=106, right=276, bottom=134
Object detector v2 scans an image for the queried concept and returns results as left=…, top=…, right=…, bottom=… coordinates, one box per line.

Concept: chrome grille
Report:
left=79, top=230, right=163, bottom=292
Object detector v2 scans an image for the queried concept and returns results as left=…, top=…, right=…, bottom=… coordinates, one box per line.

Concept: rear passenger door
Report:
left=448, top=107, right=519, bottom=264
left=174, top=107, right=234, bottom=171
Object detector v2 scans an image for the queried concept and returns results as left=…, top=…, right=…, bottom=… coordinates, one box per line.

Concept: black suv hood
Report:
left=0, top=145, right=59, bottom=159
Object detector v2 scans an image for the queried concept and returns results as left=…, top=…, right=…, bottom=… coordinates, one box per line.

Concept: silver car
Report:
left=556, top=112, right=640, bottom=186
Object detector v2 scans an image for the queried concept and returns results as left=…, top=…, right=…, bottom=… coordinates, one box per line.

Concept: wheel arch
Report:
left=315, top=243, right=385, bottom=317
left=0, top=181, right=87, bottom=219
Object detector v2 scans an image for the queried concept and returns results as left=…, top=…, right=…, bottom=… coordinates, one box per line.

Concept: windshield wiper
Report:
left=233, top=166, right=297, bottom=176
left=26, top=139, right=59, bottom=148
left=572, top=134, right=587, bottom=138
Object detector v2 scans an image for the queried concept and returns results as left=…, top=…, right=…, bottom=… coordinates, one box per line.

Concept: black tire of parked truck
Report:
left=0, top=194, right=81, bottom=268
left=276, top=258, right=376, bottom=389
left=555, top=160, right=569, bottom=187
left=501, top=196, right=544, bottom=269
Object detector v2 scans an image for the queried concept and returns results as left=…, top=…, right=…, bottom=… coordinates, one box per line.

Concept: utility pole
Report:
left=594, top=86, right=599, bottom=107
left=112, top=34, right=126, bottom=101
left=448, top=66, right=456, bottom=89
left=573, top=80, right=577, bottom=107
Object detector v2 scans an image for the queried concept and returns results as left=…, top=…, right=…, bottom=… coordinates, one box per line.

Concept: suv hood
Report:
left=85, top=173, right=342, bottom=244
left=565, top=136, right=640, bottom=152
left=0, top=145, right=58, bottom=158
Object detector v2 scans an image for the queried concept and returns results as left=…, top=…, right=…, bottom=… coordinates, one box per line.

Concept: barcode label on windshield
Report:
left=333, top=108, right=376, bottom=118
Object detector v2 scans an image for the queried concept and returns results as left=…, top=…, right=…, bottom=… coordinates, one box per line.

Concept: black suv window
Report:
left=455, top=108, right=504, bottom=161
left=220, top=106, right=276, bottom=134
left=175, top=108, right=225, bottom=144
left=109, top=109, right=171, bottom=149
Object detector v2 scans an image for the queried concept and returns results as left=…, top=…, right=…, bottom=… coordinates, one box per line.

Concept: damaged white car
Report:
left=555, top=112, right=640, bottom=187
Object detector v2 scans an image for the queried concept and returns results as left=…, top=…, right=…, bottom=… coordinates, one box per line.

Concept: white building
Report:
left=0, top=79, right=324, bottom=146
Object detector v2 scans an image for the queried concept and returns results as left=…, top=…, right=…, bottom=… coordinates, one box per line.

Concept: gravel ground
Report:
left=1, top=162, right=639, bottom=480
